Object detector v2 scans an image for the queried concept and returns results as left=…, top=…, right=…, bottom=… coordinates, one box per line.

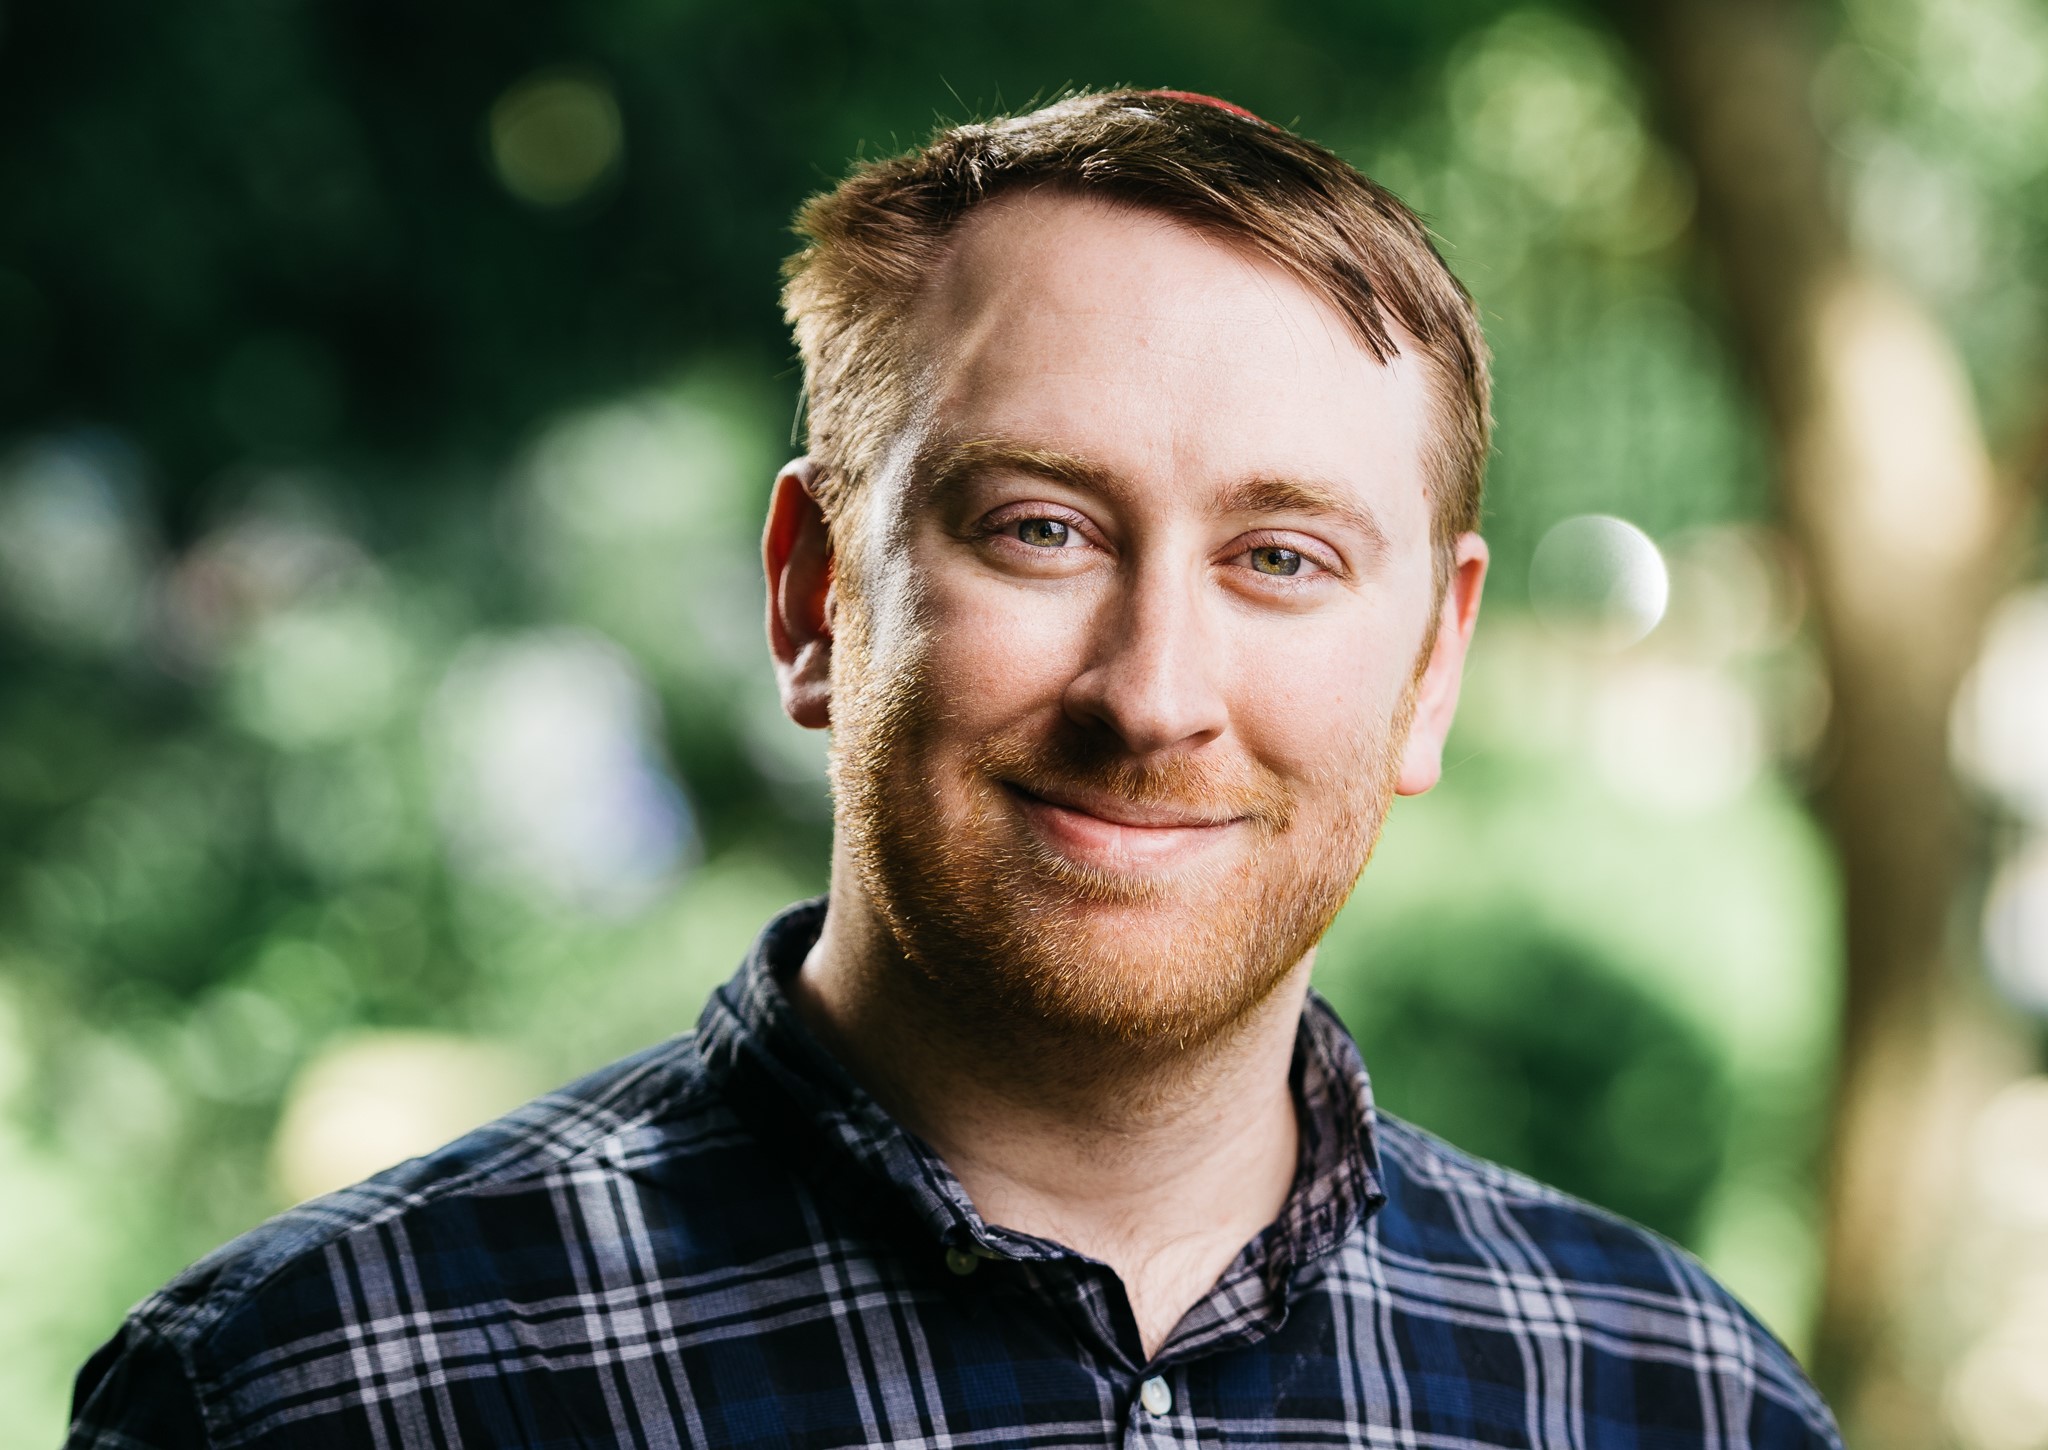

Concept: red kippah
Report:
left=1138, top=90, right=1270, bottom=126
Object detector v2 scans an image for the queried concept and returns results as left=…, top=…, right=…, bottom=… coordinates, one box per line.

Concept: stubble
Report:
left=828, top=599, right=1421, bottom=1055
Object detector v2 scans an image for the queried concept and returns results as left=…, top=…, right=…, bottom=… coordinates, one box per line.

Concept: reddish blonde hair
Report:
left=782, top=89, right=1490, bottom=578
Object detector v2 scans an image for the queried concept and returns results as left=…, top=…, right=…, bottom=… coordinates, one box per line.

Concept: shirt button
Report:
left=1138, top=1375, right=1172, bottom=1416
left=944, top=1247, right=980, bottom=1276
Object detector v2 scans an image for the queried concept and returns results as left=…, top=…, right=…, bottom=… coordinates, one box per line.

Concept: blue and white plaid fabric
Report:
left=70, top=899, right=1843, bottom=1448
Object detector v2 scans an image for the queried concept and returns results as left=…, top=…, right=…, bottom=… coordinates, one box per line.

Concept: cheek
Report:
left=917, top=573, right=1095, bottom=723
left=876, top=519, right=1100, bottom=728
left=1223, top=603, right=1429, bottom=776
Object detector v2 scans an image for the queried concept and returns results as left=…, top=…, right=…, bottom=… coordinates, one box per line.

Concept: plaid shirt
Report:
left=70, top=899, right=1842, bottom=1448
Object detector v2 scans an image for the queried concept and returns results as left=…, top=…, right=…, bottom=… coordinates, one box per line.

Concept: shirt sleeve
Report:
left=1754, top=1397, right=1848, bottom=1450
left=1746, top=1342, right=1847, bottom=1450
left=66, top=1318, right=213, bottom=1449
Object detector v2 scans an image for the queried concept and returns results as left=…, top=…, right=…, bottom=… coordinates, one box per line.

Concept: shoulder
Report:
left=1363, top=1112, right=1843, bottom=1448
left=156, top=1030, right=723, bottom=1341
left=69, top=1031, right=736, bottom=1445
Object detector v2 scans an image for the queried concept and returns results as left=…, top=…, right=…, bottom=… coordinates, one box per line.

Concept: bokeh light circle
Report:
left=488, top=69, right=624, bottom=208
left=1529, top=513, right=1670, bottom=649
left=1983, top=840, right=2048, bottom=1018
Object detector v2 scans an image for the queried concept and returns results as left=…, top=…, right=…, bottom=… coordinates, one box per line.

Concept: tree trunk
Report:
left=1599, top=0, right=2038, bottom=1442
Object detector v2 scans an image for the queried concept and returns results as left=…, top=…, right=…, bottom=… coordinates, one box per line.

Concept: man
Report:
left=70, top=90, right=1842, bottom=1448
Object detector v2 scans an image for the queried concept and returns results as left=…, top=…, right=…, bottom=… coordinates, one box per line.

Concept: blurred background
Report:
left=1, top=0, right=2045, bottom=1444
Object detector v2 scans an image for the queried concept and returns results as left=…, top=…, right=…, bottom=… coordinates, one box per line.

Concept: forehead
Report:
left=907, top=190, right=1432, bottom=536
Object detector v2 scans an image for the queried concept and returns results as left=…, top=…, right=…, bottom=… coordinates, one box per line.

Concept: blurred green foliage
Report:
left=7, top=0, right=2047, bottom=1439
left=1330, top=920, right=1737, bottom=1246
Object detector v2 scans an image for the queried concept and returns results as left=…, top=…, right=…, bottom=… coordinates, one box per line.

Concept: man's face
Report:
left=819, top=191, right=1478, bottom=1049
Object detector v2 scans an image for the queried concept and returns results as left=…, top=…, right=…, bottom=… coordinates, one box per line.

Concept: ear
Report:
left=763, top=457, right=835, bottom=730
left=1395, top=531, right=1488, bottom=797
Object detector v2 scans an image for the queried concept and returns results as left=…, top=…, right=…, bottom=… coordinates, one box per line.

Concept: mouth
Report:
left=999, top=780, right=1244, bottom=872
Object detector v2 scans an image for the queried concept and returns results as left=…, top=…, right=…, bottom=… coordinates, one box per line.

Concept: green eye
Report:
left=1015, top=519, right=1071, bottom=548
left=1249, top=546, right=1303, bottom=576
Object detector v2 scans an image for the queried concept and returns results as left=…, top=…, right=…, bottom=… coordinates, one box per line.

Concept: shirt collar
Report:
left=693, top=898, right=1385, bottom=1291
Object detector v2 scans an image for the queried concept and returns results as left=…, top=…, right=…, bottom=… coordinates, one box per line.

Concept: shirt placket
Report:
left=1122, top=1364, right=1196, bottom=1448
left=704, top=906, right=1392, bottom=1448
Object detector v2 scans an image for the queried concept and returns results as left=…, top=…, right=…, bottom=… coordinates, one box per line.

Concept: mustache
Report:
left=975, top=724, right=1296, bottom=830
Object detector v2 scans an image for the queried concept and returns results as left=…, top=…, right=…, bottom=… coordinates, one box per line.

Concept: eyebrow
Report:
left=921, top=438, right=1119, bottom=503
left=1213, top=473, right=1391, bottom=557
left=921, top=436, right=1392, bottom=557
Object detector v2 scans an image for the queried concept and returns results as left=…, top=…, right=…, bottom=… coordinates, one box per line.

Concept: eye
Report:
left=1248, top=545, right=1304, bottom=576
left=1013, top=518, right=1072, bottom=548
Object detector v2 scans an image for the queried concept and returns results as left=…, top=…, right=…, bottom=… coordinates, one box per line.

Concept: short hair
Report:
left=782, top=88, right=1490, bottom=581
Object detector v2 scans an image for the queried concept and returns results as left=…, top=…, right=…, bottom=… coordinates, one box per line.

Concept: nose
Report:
left=1061, top=560, right=1229, bottom=755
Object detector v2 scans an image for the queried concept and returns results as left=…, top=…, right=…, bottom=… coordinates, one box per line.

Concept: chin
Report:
left=861, top=820, right=1347, bottom=1049
left=827, top=644, right=1397, bottom=1047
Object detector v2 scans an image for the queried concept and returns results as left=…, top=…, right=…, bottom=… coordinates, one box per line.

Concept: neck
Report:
left=789, top=874, right=1308, bottom=1360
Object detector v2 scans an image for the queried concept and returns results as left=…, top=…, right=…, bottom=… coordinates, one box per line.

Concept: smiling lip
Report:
left=1001, top=781, right=1243, bottom=870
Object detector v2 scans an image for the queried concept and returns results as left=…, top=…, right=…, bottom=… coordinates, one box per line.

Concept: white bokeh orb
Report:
left=1954, top=587, right=2048, bottom=824
left=1529, top=514, right=1670, bottom=650
left=1984, top=838, right=2048, bottom=1018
